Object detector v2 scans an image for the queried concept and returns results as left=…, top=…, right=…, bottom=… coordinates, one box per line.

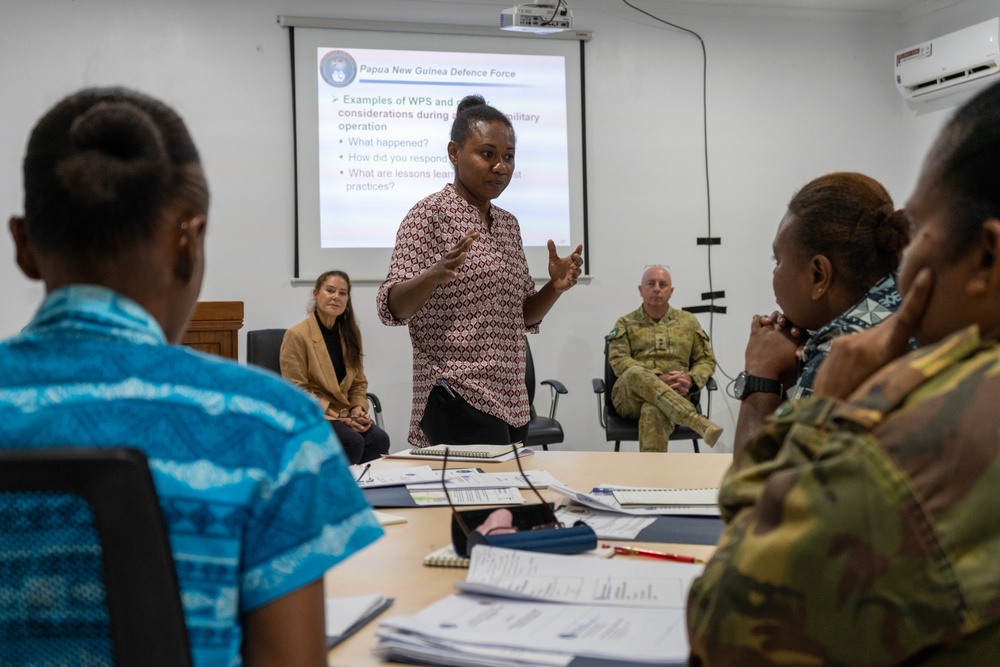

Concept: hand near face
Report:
left=661, top=370, right=693, bottom=396
left=814, top=268, right=934, bottom=400
left=745, top=311, right=807, bottom=388
left=429, top=229, right=479, bottom=285
left=547, top=240, right=584, bottom=293
left=760, top=311, right=805, bottom=339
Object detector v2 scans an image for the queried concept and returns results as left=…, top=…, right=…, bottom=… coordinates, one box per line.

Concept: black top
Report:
left=314, top=311, right=347, bottom=383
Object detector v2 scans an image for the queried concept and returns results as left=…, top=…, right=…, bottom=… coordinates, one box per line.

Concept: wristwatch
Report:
left=734, top=371, right=782, bottom=400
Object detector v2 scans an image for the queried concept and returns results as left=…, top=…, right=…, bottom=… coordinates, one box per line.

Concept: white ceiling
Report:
left=434, top=0, right=966, bottom=21
left=634, top=0, right=924, bottom=10
left=649, top=0, right=948, bottom=11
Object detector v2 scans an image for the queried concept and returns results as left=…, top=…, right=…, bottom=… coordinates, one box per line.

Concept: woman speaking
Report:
left=377, top=94, right=583, bottom=447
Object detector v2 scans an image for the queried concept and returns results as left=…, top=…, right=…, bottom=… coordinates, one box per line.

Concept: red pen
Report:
left=603, top=544, right=704, bottom=564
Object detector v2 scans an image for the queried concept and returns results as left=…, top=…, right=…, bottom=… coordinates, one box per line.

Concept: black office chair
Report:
left=0, top=447, right=192, bottom=667
left=524, top=336, right=568, bottom=451
left=592, top=339, right=718, bottom=452
left=246, top=328, right=384, bottom=429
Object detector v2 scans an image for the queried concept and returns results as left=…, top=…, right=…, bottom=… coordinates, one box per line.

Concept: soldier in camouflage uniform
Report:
left=687, top=80, right=1000, bottom=665
left=608, top=266, right=720, bottom=451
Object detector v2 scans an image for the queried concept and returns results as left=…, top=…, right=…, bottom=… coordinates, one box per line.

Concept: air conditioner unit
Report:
left=895, top=17, right=1000, bottom=103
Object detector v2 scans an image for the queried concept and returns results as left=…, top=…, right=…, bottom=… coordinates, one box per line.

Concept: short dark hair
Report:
left=449, top=94, right=515, bottom=146
left=922, top=80, right=1000, bottom=259
left=309, top=270, right=363, bottom=370
left=786, top=172, right=910, bottom=296
left=22, top=87, right=207, bottom=259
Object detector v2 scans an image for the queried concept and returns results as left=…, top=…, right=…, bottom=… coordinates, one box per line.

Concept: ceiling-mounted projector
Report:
left=500, top=2, right=574, bottom=34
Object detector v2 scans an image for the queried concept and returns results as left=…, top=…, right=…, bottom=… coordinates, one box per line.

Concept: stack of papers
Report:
left=353, top=465, right=443, bottom=488
left=611, top=487, right=718, bottom=507
left=456, top=544, right=699, bottom=606
left=386, top=447, right=536, bottom=463
left=414, top=443, right=526, bottom=459
left=550, top=482, right=721, bottom=516
left=407, top=469, right=560, bottom=491
left=409, top=487, right=526, bottom=506
left=423, top=543, right=615, bottom=569
left=553, top=505, right=655, bottom=540
left=374, top=545, right=700, bottom=666
left=359, top=465, right=562, bottom=508
left=407, top=469, right=558, bottom=506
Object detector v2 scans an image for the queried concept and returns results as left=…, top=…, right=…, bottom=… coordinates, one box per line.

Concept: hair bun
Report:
left=874, top=207, right=910, bottom=258
left=55, top=101, right=170, bottom=207
left=456, top=94, right=487, bottom=115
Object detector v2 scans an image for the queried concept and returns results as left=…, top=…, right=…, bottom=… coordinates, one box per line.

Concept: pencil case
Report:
left=451, top=503, right=597, bottom=557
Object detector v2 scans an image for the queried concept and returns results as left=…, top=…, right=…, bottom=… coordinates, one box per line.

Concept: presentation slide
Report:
left=290, top=24, right=587, bottom=281
left=315, top=47, right=571, bottom=249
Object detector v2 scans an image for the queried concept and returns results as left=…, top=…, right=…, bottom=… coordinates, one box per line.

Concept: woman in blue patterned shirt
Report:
left=733, top=172, right=911, bottom=460
left=4, top=87, right=382, bottom=666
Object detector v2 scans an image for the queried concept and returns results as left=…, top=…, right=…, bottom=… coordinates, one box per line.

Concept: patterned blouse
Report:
left=377, top=184, right=538, bottom=446
left=789, top=274, right=903, bottom=399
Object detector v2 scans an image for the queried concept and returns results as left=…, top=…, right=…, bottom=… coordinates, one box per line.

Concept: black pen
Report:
left=355, top=463, right=371, bottom=483
left=438, top=378, right=457, bottom=399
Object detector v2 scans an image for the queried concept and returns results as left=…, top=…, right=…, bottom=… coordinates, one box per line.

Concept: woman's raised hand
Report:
left=547, top=240, right=584, bottom=292
left=429, top=229, right=479, bottom=285
left=745, top=311, right=806, bottom=389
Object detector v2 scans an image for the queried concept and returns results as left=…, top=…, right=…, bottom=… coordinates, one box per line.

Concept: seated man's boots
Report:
left=680, top=412, right=723, bottom=447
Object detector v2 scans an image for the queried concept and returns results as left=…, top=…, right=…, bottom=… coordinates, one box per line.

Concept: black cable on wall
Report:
left=621, top=0, right=725, bottom=361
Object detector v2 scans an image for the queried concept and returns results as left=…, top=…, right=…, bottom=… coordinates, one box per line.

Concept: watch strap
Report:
left=739, top=372, right=782, bottom=399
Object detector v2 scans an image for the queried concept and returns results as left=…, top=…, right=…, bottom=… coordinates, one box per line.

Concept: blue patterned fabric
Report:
left=789, top=274, right=903, bottom=399
left=0, top=286, right=383, bottom=667
left=0, top=491, right=115, bottom=666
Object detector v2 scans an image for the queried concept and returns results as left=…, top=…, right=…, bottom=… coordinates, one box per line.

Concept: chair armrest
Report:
left=705, top=376, right=718, bottom=391
left=366, top=392, right=384, bottom=430
left=592, top=378, right=607, bottom=429
left=539, top=380, right=567, bottom=419
left=541, top=379, right=567, bottom=394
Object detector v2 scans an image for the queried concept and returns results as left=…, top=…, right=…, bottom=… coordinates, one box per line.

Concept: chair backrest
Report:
left=603, top=339, right=618, bottom=408
left=246, top=328, right=287, bottom=374
left=0, top=447, right=192, bottom=667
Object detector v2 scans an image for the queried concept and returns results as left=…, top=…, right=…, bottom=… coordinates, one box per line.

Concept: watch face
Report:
left=735, top=372, right=747, bottom=398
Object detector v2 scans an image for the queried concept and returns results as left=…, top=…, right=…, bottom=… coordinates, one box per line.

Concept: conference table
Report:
left=324, top=450, right=733, bottom=667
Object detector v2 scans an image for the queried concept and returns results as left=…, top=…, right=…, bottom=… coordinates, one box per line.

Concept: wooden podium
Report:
left=181, top=301, right=244, bottom=360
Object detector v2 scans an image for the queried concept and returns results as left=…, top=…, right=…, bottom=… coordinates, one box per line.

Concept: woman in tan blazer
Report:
left=281, top=270, right=390, bottom=464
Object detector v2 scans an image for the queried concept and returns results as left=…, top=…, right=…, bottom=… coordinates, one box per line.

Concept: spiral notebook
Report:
left=411, top=442, right=524, bottom=459
left=422, top=543, right=616, bottom=569
left=611, top=487, right=718, bottom=507
left=423, top=544, right=471, bottom=568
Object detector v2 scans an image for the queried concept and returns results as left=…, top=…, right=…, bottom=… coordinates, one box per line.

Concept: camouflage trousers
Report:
left=611, top=366, right=696, bottom=452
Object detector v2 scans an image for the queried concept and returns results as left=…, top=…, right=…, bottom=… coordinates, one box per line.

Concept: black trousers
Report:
left=330, top=420, right=390, bottom=464
left=420, top=385, right=528, bottom=446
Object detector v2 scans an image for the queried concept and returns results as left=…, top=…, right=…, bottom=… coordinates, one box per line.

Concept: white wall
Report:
left=0, top=0, right=980, bottom=454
